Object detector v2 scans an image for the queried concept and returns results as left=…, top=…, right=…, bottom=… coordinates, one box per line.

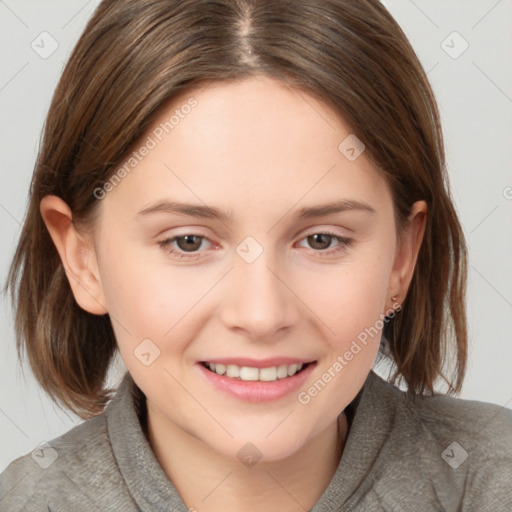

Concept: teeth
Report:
left=287, top=363, right=299, bottom=376
left=240, top=367, right=259, bottom=381
left=260, top=367, right=278, bottom=381
left=204, top=362, right=305, bottom=381
left=277, top=364, right=289, bottom=379
left=226, top=365, right=240, bottom=378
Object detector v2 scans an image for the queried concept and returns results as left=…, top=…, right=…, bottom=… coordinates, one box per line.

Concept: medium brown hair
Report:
left=5, top=0, right=467, bottom=419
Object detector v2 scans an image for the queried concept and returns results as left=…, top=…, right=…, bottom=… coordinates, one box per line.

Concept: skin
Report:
left=41, top=74, right=427, bottom=512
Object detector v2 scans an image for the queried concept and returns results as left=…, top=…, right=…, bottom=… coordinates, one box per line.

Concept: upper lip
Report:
left=199, top=357, right=316, bottom=368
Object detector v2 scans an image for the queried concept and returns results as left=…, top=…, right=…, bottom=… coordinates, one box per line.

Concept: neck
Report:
left=146, top=406, right=349, bottom=512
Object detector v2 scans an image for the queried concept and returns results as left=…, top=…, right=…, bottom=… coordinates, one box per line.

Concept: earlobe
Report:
left=40, top=195, right=108, bottom=315
left=387, top=200, right=428, bottom=303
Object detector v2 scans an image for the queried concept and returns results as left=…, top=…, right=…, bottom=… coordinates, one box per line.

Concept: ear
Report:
left=40, top=195, right=108, bottom=315
left=387, top=200, right=428, bottom=304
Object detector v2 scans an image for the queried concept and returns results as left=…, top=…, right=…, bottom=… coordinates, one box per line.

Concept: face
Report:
left=83, top=75, right=411, bottom=461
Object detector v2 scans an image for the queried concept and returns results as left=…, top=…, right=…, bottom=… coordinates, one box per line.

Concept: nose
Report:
left=219, top=247, right=301, bottom=340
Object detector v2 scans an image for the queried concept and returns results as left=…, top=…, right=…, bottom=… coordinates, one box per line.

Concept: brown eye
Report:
left=175, top=235, right=204, bottom=252
left=297, top=231, right=353, bottom=258
left=306, top=233, right=335, bottom=250
left=158, top=234, right=213, bottom=259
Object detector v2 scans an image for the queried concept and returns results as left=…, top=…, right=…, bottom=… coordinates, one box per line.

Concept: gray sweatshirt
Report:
left=1, top=369, right=511, bottom=511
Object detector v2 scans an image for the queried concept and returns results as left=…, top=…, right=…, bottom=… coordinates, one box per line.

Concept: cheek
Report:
left=302, top=244, right=393, bottom=350
left=96, top=241, right=224, bottom=372
left=294, top=259, right=392, bottom=410
left=98, top=237, right=206, bottom=332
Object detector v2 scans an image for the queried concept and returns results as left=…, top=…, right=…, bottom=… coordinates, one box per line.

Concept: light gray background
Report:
left=1, top=0, right=511, bottom=472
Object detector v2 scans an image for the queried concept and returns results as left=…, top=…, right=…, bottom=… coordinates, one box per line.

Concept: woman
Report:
left=2, top=0, right=511, bottom=510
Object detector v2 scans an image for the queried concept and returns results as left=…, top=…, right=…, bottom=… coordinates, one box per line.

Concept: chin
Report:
left=212, top=433, right=308, bottom=465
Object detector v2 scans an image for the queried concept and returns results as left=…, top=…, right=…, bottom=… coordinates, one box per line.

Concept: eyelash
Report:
left=157, top=231, right=353, bottom=260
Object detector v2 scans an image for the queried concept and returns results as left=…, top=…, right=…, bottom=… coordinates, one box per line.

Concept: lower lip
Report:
left=196, top=362, right=317, bottom=403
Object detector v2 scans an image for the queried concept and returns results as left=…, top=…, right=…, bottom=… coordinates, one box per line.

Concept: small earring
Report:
left=391, top=296, right=398, bottom=302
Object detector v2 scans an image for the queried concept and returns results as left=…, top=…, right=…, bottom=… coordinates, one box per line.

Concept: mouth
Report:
left=196, top=359, right=318, bottom=403
left=199, top=360, right=316, bottom=382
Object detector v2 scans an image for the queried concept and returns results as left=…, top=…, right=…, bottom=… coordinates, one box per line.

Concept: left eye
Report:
left=158, top=234, right=212, bottom=258
left=298, top=232, right=348, bottom=251
left=158, top=232, right=352, bottom=259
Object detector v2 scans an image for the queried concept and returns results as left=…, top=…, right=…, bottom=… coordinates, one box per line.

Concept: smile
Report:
left=201, top=361, right=312, bottom=382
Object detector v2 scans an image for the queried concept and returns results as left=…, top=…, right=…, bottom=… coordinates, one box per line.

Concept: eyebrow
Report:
left=137, top=199, right=376, bottom=222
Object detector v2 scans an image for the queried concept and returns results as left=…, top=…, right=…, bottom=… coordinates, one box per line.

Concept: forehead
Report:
left=101, top=75, right=390, bottom=221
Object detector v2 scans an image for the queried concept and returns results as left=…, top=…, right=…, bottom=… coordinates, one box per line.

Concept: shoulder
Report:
left=367, top=371, right=512, bottom=509
left=371, top=370, right=512, bottom=446
left=0, top=411, right=134, bottom=511
left=367, top=370, right=512, bottom=452
left=402, top=379, right=512, bottom=466
left=412, top=385, right=512, bottom=508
